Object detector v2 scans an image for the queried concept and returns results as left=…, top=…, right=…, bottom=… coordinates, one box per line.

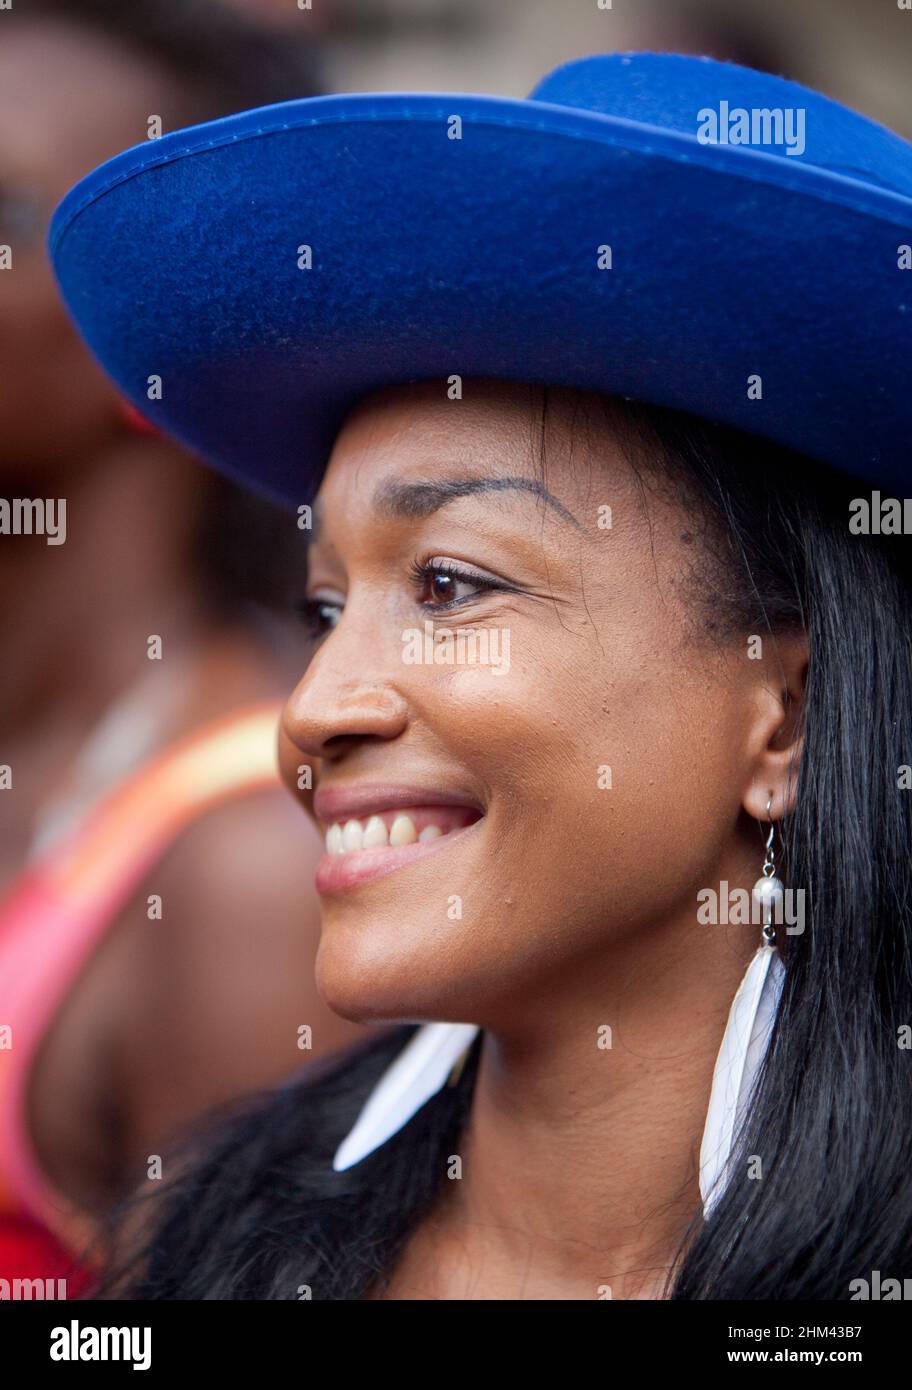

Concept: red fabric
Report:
left=118, top=400, right=159, bottom=436
left=0, top=1213, right=96, bottom=1297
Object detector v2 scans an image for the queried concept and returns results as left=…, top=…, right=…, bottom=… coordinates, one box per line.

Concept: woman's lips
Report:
left=314, top=799, right=483, bottom=894
left=313, top=783, right=483, bottom=822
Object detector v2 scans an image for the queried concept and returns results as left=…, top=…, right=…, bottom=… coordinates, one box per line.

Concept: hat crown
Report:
left=530, top=52, right=912, bottom=197
left=50, top=47, right=912, bottom=501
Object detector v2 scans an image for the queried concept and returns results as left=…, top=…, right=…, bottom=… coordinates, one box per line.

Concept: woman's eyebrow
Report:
left=371, top=475, right=583, bottom=528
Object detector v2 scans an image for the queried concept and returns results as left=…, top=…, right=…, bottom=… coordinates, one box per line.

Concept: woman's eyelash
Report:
left=407, top=558, right=511, bottom=609
left=292, top=560, right=511, bottom=636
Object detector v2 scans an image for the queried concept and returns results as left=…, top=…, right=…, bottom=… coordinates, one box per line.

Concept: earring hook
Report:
left=753, top=794, right=783, bottom=945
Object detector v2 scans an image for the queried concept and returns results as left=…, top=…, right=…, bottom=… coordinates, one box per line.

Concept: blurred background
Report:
left=251, top=0, right=912, bottom=137
left=0, top=0, right=906, bottom=1296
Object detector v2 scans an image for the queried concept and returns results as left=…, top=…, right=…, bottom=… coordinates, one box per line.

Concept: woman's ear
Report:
left=742, top=629, right=808, bottom=822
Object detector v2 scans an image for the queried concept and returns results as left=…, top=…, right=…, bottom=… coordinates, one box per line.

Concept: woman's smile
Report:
left=313, top=785, right=484, bottom=893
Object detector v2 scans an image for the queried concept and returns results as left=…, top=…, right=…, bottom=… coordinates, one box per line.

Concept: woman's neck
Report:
left=382, top=896, right=759, bottom=1300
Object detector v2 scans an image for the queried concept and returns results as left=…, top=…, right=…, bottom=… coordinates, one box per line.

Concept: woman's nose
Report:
left=282, top=637, right=410, bottom=763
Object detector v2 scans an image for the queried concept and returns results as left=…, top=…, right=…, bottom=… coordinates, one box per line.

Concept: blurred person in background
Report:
left=0, top=0, right=363, bottom=1294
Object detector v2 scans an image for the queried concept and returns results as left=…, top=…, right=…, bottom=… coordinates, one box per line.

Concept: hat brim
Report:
left=49, top=91, right=912, bottom=504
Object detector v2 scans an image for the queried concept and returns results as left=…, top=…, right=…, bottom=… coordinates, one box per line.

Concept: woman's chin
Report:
left=314, top=931, right=452, bottom=1025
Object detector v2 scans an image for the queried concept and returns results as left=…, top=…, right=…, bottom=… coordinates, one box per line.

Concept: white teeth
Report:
left=389, top=814, right=418, bottom=846
left=324, top=812, right=448, bottom=855
left=342, top=818, right=363, bottom=852
left=362, top=814, right=389, bottom=848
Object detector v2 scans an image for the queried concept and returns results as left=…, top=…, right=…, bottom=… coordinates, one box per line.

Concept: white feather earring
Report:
left=699, top=941, right=785, bottom=1216
left=332, top=1021, right=480, bottom=1172
left=333, top=814, right=788, bottom=1212
left=700, top=805, right=787, bottom=1216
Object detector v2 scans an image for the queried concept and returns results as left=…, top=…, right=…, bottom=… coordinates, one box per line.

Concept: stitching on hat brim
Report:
left=48, top=91, right=912, bottom=261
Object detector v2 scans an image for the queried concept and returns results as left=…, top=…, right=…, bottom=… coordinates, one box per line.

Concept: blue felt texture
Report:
left=48, top=51, right=912, bottom=505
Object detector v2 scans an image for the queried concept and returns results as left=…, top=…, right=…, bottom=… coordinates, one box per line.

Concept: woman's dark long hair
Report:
left=87, top=393, right=912, bottom=1299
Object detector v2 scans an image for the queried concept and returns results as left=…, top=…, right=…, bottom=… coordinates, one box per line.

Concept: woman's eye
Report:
left=293, top=595, right=343, bottom=637
left=420, top=569, right=479, bottom=606
left=411, top=560, right=503, bottom=609
left=293, top=562, right=509, bottom=634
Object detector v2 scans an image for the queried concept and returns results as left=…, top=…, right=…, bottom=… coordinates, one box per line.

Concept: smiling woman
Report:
left=49, top=52, right=912, bottom=1300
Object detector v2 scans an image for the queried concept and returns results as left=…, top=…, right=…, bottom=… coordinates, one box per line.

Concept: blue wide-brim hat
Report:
left=49, top=51, right=912, bottom=505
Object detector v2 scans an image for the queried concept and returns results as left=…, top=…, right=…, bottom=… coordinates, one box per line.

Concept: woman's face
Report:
left=280, top=380, right=775, bottom=1026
